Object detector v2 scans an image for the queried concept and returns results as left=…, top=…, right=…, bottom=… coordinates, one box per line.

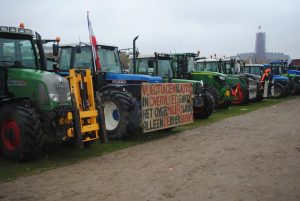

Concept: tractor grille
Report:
left=43, top=74, right=70, bottom=104
left=56, top=84, right=69, bottom=103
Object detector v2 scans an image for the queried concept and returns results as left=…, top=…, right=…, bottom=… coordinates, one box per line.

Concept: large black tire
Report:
left=100, top=90, right=134, bottom=140
left=95, top=91, right=108, bottom=144
left=271, top=83, right=285, bottom=99
left=194, top=91, right=214, bottom=119
left=206, top=86, right=219, bottom=109
left=0, top=103, right=44, bottom=161
left=290, top=83, right=297, bottom=95
left=128, top=98, right=142, bottom=134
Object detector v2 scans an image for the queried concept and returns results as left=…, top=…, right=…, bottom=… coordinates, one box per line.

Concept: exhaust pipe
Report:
left=133, top=35, right=139, bottom=74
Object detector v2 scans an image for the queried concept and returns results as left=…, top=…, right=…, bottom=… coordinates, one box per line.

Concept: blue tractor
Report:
left=269, top=60, right=300, bottom=95
left=242, top=63, right=289, bottom=98
left=266, top=61, right=291, bottom=97
left=56, top=43, right=164, bottom=139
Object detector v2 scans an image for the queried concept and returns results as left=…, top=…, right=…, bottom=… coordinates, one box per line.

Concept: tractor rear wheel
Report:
left=100, top=90, right=133, bottom=140
left=128, top=98, right=142, bottom=134
left=194, top=91, right=214, bottom=119
left=272, top=83, right=285, bottom=99
left=0, top=103, right=44, bottom=161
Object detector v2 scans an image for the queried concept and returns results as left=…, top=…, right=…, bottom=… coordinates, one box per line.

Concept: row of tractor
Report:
left=1, top=21, right=299, bottom=161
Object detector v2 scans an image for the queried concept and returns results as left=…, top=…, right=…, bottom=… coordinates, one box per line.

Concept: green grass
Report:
left=0, top=96, right=295, bottom=182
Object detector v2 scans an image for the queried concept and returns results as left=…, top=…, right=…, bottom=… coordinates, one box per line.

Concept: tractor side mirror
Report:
left=53, top=44, right=59, bottom=57
left=75, top=45, right=81, bottom=53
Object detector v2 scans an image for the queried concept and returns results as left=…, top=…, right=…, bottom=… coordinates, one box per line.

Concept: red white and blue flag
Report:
left=87, top=11, right=101, bottom=71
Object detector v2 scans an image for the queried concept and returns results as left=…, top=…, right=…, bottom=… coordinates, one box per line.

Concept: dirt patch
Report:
left=1, top=97, right=300, bottom=201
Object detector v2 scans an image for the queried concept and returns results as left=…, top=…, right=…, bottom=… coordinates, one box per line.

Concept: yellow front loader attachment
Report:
left=64, top=69, right=103, bottom=148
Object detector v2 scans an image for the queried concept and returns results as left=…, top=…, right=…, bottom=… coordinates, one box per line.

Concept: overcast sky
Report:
left=1, top=0, right=299, bottom=58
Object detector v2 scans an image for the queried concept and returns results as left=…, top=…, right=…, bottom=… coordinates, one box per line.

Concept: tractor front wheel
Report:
left=100, top=90, right=133, bottom=140
left=194, top=91, right=214, bottom=119
left=272, top=83, right=285, bottom=99
left=0, top=103, right=44, bottom=161
left=206, top=86, right=219, bottom=109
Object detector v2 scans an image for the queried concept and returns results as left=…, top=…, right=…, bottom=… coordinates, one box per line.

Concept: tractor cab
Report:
left=269, top=61, right=288, bottom=75
left=0, top=25, right=69, bottom=111
left=58, top=43, right=162, bottom=84
left=131, top=53, right=174, bottom=78
left=242, top=64, right=264, bottom=76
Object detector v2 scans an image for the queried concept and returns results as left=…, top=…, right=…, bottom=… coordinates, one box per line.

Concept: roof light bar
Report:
left=18, top=28, right=25, bottom=33
left=0, top=26, right=33, bottom=35
left=9, top=27, right=17, bottom=32
left=0, top=26, right=8, bottom=32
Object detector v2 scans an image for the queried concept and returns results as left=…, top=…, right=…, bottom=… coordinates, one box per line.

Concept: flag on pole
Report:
left=87, top=11, right=101, bottom=71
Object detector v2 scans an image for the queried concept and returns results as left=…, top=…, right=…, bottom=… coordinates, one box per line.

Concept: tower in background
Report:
left=236, top=25, right=290, bottom=64
left=255, top=26, right=266, bottom=62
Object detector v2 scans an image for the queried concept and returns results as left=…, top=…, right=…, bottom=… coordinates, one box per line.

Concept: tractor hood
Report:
left=193, top=71, right=227, bottom=77
left=106, top=72, right=163, bottom=83
left=8, top=68, right=55, bottom=78
left=273, top=75, right=288, bottom=81
left=225, top=74, right=243, bottom=85
left=288, top=70, right=300, bottom=75
left=7, top=69, right=70, bottom=111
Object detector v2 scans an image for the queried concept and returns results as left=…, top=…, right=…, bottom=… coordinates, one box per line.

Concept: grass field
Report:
left=0, top=96, right=295, bottom=181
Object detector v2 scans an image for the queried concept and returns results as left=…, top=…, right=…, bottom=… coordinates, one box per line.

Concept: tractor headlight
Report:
left=219, top=75, right=226, bottom=81
left=49, top=93, right=59, bottom=102
left=199, top=80, right=204, bottom=87
left=67, top=92, right=71, bottom=102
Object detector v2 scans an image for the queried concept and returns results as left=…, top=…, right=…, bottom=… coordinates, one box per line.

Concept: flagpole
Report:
left=87, top=11, right=98, bottom=73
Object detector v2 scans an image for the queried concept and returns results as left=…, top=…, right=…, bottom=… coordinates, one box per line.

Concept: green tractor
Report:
left=196, top=57, right=263, bottom=104
left=218, top=58, right=264, bottom=103
left=171, top=53, right=233, bottom=108
left=0, top=25, right=101, bottom=160
left=131, top=53, right=215, bottom=119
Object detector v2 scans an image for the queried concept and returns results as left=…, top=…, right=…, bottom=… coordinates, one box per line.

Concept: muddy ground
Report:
left=0, top=97, right=300, bottom=201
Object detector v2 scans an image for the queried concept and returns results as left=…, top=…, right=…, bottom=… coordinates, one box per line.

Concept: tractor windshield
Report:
left=220, top=62, right=232, bottom=74
left=60, top=47, right=93, bottom=71
left=136, top=58, right=154, bottom=75
left=98, top=48, right=121, bottom=73
left=187, top=57, right=196, bottom=72
left=0, top=37, right=37, bottom=69
left=198, top=61, right=218, bottom=72
left=59, top=47, right=72, bottom=70
left=270, top=65, right=283, bottom=75
left=157, top=59, right=173, bottom=78
left=243, top=66, right=262, bottom=75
